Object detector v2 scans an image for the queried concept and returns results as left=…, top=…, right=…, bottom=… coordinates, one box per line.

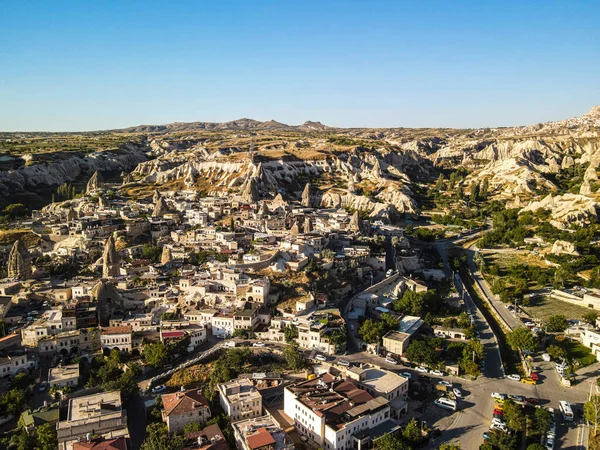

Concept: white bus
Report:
left=559, top=400, right=573, bottom=422
left=434, top=397, right=457, bottom=411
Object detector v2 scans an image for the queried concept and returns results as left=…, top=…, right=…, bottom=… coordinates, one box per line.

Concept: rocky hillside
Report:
left=1, top=106, right=599, bottom=220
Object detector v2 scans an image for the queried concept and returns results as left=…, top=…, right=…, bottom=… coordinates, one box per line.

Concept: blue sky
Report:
left=1, top=1, right=599, bottom=131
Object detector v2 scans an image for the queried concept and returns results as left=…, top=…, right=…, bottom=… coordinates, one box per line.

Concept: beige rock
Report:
left=551, top=240, right=579, bottom=256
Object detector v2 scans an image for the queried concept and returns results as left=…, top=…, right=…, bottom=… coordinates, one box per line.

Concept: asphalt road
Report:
left=435, top=237, right=591, bottom=449
left=465, top=245, right=522, bottom=331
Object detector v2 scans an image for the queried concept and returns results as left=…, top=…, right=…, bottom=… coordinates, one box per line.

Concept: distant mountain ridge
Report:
left=118, top=118, right=333, bottom=133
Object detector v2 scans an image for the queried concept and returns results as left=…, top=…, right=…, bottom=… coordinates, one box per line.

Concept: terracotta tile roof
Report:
left=162, top=389, right=210, bottom=417
left=73, top=436, right=128, bottom=450
left=246, top=428, right=276, bottom=450
left=101, top=326, right=132, bottom=335
left=161, top=331, right=185, bottom=339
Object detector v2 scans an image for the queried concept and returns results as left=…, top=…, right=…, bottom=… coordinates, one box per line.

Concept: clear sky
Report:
left=1, top=1, right=599, bottom=131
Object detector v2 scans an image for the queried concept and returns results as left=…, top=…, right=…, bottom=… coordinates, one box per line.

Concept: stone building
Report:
left=161, top=389, right=211, bottom=433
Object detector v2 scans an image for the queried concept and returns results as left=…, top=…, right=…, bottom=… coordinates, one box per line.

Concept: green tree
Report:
left=506, top=327, right=538, bottom=353
left=440, top=443, right=462, bottom=450
left=9, top=430, right=36, bottom=450
left=442, top=317, right=459, bottom=329
left=435, top=174, right=446, bottom=191
left=546, top=315, right=568, bottom=333
left=470, top=182, right=480, bottom=202
left=527, top=444, right=545, bottom=450
left=143, top=341, right=169, bottom=368
left=10, top=373, right=34, bottom=390
left=502, top=399, right=524, bottom=432
left=283, top=343, right=307, bottom=371
left=359, top=319, right=384, bottom=344
left=141, top=423, right=186, bottom=450
left=373, top=433, right=409, bottom=450
left=402, top=418, right=422, bottom=446
left=3, top=203, right=28, bottom=218
left=36, top=423, right=58, bottom=450
left=0, top=388, right=27, bottom=417
left=480, top=178, right=489, bottom=200
left=584, top=312, right=599, bottom=326
left=459, top=357, right=480, bottom=377
left=405, top=339, right=438, bottom=367
left=546, top=345, right=566, bottom=361
left=232, top=329, right=249, bottom=339
left=534, top=408, right=553, bottom=435
left=484, top=429, right=517, bottom=449
left=183, top=422, right=203, bottom=434
left=585, top=395, right=600, bottom=436
left=284, top=325, right=299, bottom=343
left=327, top=328, right=347, bottom=353
left=141, top=243, right=162, bottom=263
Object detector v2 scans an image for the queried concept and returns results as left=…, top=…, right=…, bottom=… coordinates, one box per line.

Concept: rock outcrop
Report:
left=0, top=144, right=147, bottom=199
left=521, top=194, right=599, bottom=229
left=8, top=240, right=32, bottom=280
left=86, top=170, right=104, bottom=193
left=102, top=234, right=120, bottom=278
left=301, top=183, right=312, bottom=207
left=161, top=246, right=173, bottom=265
left=551, top=240, right=579, bottom=256
left=153, top=196, right=169, bottom=217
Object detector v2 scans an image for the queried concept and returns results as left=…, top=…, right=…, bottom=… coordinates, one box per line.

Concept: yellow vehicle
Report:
left=521, top=377, right=537, bottom=385
left=494, top=402, right=504, bottom=410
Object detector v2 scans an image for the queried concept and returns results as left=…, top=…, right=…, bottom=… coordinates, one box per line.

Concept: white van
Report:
left=434, top=397, right=457, bottom=411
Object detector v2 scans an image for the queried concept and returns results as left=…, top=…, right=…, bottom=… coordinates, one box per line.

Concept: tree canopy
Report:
left=506, top=327, right=538, bottom=353
left=546, top=315, right=568, bottom=333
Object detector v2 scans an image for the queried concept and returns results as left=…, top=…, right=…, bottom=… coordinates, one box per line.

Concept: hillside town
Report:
left=1, top=108, right=600, bottom=450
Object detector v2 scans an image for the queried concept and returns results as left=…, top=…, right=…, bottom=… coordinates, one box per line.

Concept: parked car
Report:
left=253, top=342, right=266, bottom=347
left=315, top=354, right=327, bottom=362
left=546, top=438, right=554, bottom=449
left=508, top=394, right=525, bottom=403
left=452, top=388, right=462, bottom=398
left=530, top=373, right=539, bottom=381
left=491, top=392, right=507, bottom=400
left=385, top=356, right=398, bottom=365
left=521, top=377, right=537, bottom=385
left=401, top=372, right=413, bottom=380
left=39, top=381, right=48, bottom=392
left=438, top=381, right=452, bottom=387
left=525, top=397, right=540, bottom=406
left=490, top=422, right=508, bottom=432
left=491, top=418, right=506, bottom=426
left=507, top=374, right=521, bottom=381
left=525, top=322, right=535, bottom=327
left=338, top=360, right=350, bottom=367
left=152, top=385, right=167, bottom=394
left=430, top=370, right=444, bottom=376
left=225, top=340, right=236, bottom=348
left=416, top=367, right=429, bottom=373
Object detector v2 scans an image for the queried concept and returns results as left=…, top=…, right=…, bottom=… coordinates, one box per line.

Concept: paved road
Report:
left=465, top=245, right=522, bottom=331
left=435, top=238, right=591, bottom=449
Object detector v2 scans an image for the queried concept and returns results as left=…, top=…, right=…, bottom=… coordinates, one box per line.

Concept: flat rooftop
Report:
left=220, top=378, right=261, bottom=401
left=67, top=390, right=122, bottom=422
left=49, top=363, right=79, bottom=383
left=357, top=368, right=408, bottom=394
